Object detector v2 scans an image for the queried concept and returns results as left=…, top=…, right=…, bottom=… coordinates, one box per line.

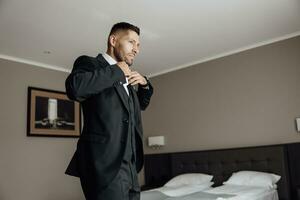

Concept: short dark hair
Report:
left=109, top=22, right=140, bottom=36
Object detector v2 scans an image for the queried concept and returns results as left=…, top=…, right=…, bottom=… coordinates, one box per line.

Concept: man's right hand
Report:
left=117, top=61, right=131, bottom=77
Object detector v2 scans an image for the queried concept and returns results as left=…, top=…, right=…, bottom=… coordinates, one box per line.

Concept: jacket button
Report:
left=123, top=119, right=129, bottom=123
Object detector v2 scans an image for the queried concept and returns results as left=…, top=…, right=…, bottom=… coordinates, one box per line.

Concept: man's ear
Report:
left=109, top=35, right=117, bottom=48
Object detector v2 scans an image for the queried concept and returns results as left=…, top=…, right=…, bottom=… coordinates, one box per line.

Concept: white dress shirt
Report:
left=102, top=53, right=129, bottom=95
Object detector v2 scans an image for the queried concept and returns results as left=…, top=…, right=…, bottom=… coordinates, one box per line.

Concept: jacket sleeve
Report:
left=65, top=55, right=126, bottom=102
left=137, top=79, right=154, bottom=111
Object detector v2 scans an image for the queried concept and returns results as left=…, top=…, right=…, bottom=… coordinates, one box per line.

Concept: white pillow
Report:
left=223, top=171, right=281, bottom=189
left=158, top=182, right=214, bottom=197
left=164, top=173, right=213, bottom=187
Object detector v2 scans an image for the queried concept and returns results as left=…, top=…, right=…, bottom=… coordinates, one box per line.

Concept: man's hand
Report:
left=117, top=61, right=131, bottom=77
left=128, top=71, right=147, bottom=86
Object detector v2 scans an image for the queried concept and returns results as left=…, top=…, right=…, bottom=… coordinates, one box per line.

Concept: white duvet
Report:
left=206, top=184, right=279, bottom=200
left=142, top=184, right=279, bottom=200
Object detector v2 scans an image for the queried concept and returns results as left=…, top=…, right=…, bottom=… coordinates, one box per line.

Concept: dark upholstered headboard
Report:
left=144, top=145, right=291, bottom=200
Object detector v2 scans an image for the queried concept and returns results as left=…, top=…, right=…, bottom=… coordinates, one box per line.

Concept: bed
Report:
left=142, top=145, right=291, bottom=200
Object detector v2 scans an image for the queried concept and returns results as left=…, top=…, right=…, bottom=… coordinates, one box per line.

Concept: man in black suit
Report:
left=64, top=22, right=153, bottom=200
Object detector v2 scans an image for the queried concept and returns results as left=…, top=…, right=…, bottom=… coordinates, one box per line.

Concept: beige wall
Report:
left=142, top=36, right=300, bottom=156
left=0, top=60, right=84, bottom=199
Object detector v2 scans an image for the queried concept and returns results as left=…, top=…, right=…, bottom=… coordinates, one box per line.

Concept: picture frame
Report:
left=27, top=86, right=81, bottom=137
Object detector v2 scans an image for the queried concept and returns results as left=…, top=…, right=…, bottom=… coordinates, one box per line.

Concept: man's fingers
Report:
left=128, top=71, right=139, bottom=77
left=128, top=73, right=142, bottom=80
left=127, top=70, right=145, bottom=85
left=128, top=74, right=140, bottom=80
left=128, top=77, right=139, bottom=84
left=128, top=71, right=139, bottom=75
left=128, top=76, right=143, bottom=84
left=130, top=80, right=140, bottom=85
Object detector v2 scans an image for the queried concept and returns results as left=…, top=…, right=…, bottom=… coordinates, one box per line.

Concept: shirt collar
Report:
left=102, top=53, right=128, bottom=84
left=102, top=53, right=117, bottom=65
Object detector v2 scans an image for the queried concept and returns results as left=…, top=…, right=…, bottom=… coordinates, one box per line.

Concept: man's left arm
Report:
left=128, top=71, right=153, bottom=110
left=137, top=76, right=153, bottom=110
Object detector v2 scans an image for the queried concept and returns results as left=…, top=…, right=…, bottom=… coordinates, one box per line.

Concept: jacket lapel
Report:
left=114, top=82, right=130, bottom=113
left=128, top=85, right=139, bottom=110
left=96, top=54, right=130, bottom=113
left=128, top=85, right=143, bottom=138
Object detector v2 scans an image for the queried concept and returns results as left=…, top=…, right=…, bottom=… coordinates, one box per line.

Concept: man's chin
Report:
left=125, top=60, right=133, bottom=66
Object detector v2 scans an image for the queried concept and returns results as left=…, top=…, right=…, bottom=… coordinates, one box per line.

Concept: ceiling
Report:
left=0, top=0, right=300, bottom=77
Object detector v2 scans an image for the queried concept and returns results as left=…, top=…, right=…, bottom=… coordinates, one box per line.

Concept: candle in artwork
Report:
left=48, top=98, right=58, bottom=124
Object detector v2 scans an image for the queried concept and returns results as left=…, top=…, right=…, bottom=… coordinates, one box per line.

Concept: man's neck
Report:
left=105, top=50, right=118, bottom=62
left=103, top=51, right=118, bottom=65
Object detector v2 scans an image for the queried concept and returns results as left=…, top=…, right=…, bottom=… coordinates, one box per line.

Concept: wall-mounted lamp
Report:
left=148, top=136, right=165, bottom=149
left=296, top=118, right=300, bottom=132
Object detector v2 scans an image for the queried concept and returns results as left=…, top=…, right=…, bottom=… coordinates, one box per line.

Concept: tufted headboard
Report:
left=144, top=145, right=291, bottom=200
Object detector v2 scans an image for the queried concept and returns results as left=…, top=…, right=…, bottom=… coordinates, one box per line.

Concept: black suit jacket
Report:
left=64, top=54, right=153, bottom=190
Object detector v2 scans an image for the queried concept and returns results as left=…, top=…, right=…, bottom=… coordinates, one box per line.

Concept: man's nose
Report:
left=133, top=45, right=139, bottom=54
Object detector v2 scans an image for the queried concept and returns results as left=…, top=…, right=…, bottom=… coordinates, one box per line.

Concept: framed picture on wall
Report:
left=27, top=86, right=81, bottom=137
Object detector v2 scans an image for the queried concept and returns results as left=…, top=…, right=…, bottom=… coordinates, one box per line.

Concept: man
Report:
left=64, top=22, right=153, bottom=200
